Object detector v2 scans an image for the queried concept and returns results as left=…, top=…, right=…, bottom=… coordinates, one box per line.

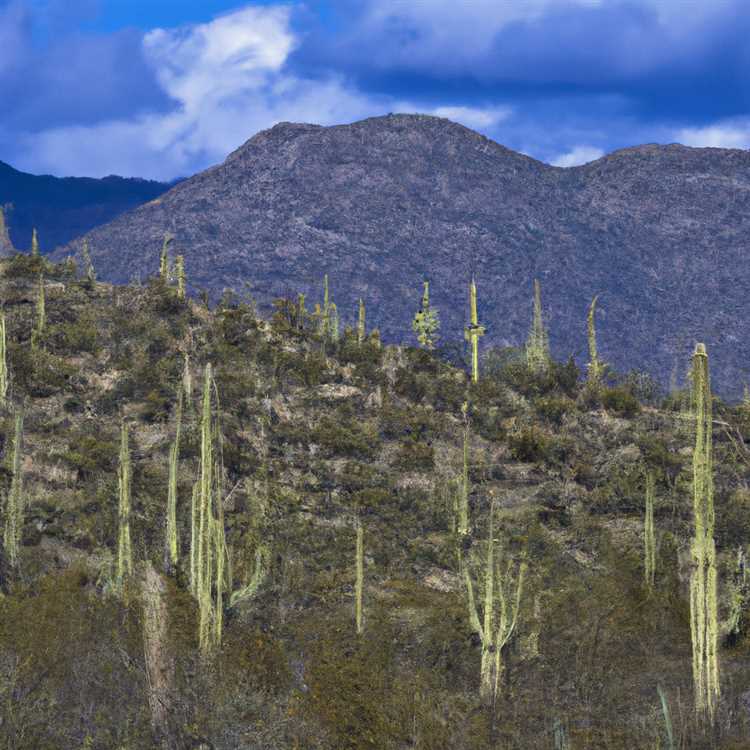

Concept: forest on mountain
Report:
left=1, top=245, right=750, bottom=749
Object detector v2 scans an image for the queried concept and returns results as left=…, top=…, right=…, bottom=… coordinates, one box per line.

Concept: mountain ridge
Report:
left=50, top=113, right=750, bottom=397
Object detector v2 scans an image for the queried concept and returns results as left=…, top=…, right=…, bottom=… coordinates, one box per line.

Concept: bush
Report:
left=392, top=440, right=434, bottom=471
left=600, top=386, right=640, bottom=417
left=535, top=395, right=575, bottom=425
left=508, top=426, right=549, bottom=463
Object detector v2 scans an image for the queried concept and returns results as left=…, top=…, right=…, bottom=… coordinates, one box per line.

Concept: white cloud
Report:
left=675, top=120, right=750, bottom=149
left=14, top=5, right=387, bottom=179
left=428, top=105, right=512, bottom=129
left=550, top=145, right=604, bottom=167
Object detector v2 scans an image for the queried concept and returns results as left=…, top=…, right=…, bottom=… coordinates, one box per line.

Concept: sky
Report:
left=1, top=0, right=749, bottom=180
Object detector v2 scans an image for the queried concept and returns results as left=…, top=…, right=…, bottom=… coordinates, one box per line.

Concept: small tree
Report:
left=412, top=280, right=440, bottom=350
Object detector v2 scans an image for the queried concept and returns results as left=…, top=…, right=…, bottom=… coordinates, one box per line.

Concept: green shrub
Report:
left=392, top=440, right=434, bottom=471
left=508, top=426, right=549, bottom=462
left=601, top=387, right=640, bottom=417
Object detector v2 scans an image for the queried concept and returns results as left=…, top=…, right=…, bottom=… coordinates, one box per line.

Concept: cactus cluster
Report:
left=463, top=502, right=526, bottom=703
left=412, top=280, right=440, bottom=350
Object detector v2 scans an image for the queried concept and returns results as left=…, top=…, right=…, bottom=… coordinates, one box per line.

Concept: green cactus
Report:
left=463, top=502, right=526, bottom=703
left=318, top=274, right=330, bottom=337
left=586, top=295, right=605, bottom=385
left=412, top=280, right=440, bottom=350
left=176, top=255, right=185, bottom=300
left=0, top=206, right=14, bottom=255
left=117, top=421, right=133, bottom=586
left=644, top=470, right=656, bottom=588
left=82, top=238, right=96, bottom=283
left=159, top=234, right=173, bottom=281
left=689, top=343, right=720, bottom=722
left=329, top=302, right=339, bottom=343
left=298, top=293, right=306, bottom=329
left=457, top=401, right=470, bottom=536
left=31, top=272, right=45, bottom=348
left=2, top=410, right=24, bottom=569
left=31, top=228, right=39, bottom=257
left=189, top=480, right=199, bottom=596
left=657, top=684, right=675, bottom=750
left=355, top=517, right=364, bottom=635
left=166, top=388, right=183, bottom=570
left=464, top=278, right=485, bottom=383
left=525, top=279, right=550, bottom=375
left=0, top=312, right=7, bottom=406
left=229, top=544, right=269, bottom=608
left=357, top=298, right=366, bottom=345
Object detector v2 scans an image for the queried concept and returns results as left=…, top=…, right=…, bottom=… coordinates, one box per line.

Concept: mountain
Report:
left=53, top=113, right=750, bottom=398
left=0, top=159, right=174, bottom=252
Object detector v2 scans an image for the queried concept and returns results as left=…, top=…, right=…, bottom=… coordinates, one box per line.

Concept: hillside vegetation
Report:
left=1, top=251, right=750, bottom=749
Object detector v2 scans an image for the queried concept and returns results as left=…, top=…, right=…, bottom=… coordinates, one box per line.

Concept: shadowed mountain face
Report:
left=53, top=114, right=750, bottom=397
left=0, top=160, right=174, bottom=253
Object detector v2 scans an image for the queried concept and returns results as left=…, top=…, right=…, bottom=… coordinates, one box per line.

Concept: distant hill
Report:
left=53, top=113, right=750, bottom=397
left=0, top=159, right=175, bottom=252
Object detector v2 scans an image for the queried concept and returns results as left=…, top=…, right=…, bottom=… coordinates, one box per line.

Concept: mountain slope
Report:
left=54, top=114, right=750, bottom=397
left=0, top=159, right=174, bottom=252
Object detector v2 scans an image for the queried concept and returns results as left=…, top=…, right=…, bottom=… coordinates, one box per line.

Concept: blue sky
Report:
left=2, top=0, right=748, bottom=180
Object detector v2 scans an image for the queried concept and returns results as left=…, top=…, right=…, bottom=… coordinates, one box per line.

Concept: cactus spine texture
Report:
left=2, top=411, right=24, bottom=569
left=464, top=503, right=526, bottom=703
left=525, top=279, right=550, bottom=374
left=176, top=255, right=185, bottom=299
left=644, top=471, right=656, bottom=588
left=355, top=518, right=364, bottom=635
left=464, top=278, right=485, bottom=382
left=0, top=312, right=7, bottom=406
left=586, top=295, right=604, bottom=385
left=117, top=421, right=133, bottom=586
left=358, top=298, right=366, bottom=345
left=31, top=228, right=39, bottom=257
left=31, top=273, right=45, bottom=348
left=689, top=343, right=720, bottom=722
left=412, top=281, right=440, bottom=350
left=166, top=388, right=183, bottom=568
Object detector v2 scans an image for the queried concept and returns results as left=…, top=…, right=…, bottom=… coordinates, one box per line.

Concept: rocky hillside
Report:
left=0, top=159, right=173, bottom=253
left=53, top=114, right=750, bottom=398
left=2, top=252, right=750, bottom=748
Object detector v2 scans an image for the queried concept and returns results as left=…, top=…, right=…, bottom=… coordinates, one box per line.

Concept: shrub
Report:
left=600, top=386, right=640, bottom=417
left=508, top=426, right=549, bottom=463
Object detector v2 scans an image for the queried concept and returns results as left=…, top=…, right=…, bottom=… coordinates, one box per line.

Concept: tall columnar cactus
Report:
left=0, top=206, right=14, bottom=256
left=182, top=353, right=192, bottom=403
left=355, top=518, right=364, bottom=635
left=176, top=255, right=185, bottom=300
left=525, top=279, right=550, bottom=375
left=464, top=277, right=485, bottom=383
left=166, top=388, right=183, bottom=570
left=298, top=293, right=306, bottom=329
left=117, top=421, right=133, bottom=586
left=644, top=470, right=656, bottom=588
left=31, top=228, right=39, bottom=257
left=159, top=234, right=172, bottom=281
left=689, top=343, right=720, bottom=722
left=2, top=411, right=24, bottom=569
left=31, top=273, right=45, bottom=348
left=357, top=298, right=366, bottom=345
left=464, top=503, right=527, bottom=703
left=329, top=302, right=340, bottom=343
left=0, top=312, right=8, bottom=406
left=586, top=295, right=604, bottom=385
left=82, top=238, right=96, bottom=283
left=318, top=274, right=330, bottom=336
left=457, top=401, right=470, bottom=536
left=189, top=480, right=199, bottom=595
left=412, top=280, right=440, bottom=350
